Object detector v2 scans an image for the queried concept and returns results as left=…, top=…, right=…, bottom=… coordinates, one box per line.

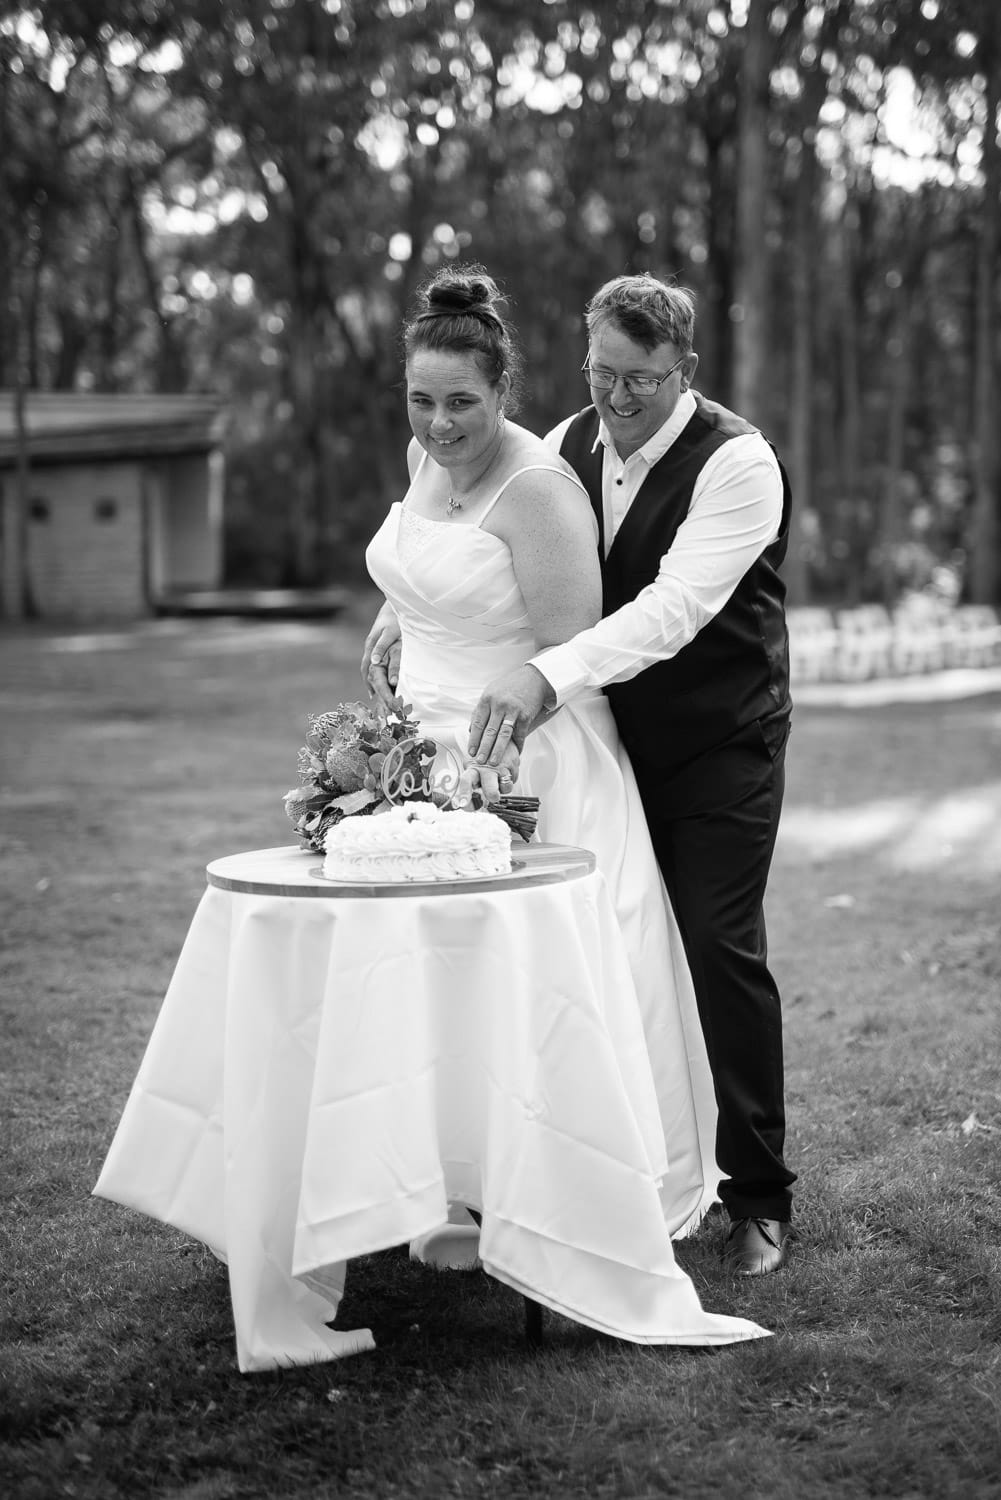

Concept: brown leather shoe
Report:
left=721, top=1217, right=793, bottom=1276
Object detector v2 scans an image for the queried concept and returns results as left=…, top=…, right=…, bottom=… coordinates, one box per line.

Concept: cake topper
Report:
left=380, top=735, right=463, bottom=810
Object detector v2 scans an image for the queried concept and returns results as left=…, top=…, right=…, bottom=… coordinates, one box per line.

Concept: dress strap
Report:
left=478, top=464, right=589, bottom=524
left=401, top=446, right=431, bottom=511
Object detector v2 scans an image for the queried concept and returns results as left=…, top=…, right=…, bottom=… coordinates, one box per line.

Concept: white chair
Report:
left=787, top=606, right=840, bottom=683
left=947, top=605, right=1001, bottom=668
left=834, top=606, right=894, bottom=680
left=891, top=596, right=950, bottom=675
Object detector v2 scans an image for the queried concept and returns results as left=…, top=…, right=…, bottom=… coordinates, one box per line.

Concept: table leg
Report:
left=523, top=1297, right=544, bottom=1348
left=466, top=1209, right=544, bottom=1348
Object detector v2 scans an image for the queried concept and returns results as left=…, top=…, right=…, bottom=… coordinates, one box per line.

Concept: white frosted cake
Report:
left=322, top=801, right=512, bottom=883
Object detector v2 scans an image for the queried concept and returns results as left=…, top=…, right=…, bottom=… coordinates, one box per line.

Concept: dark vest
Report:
left=559, top=397, right=792, bottom=775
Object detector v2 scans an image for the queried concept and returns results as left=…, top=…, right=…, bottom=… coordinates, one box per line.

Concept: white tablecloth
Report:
left=94, top=845, right=767, bottom=1371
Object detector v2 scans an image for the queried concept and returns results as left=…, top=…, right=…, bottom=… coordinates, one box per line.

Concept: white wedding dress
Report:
left=366, top=464, right=760, bottom=1344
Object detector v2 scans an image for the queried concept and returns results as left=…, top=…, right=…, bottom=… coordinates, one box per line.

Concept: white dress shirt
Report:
left=532, top=390, right=783, bottom=704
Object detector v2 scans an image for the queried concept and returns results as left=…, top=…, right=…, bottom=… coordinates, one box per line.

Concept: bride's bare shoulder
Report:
left=486, top=442, right=595, bottom=550
left=505, top=428, right=587, bottom=494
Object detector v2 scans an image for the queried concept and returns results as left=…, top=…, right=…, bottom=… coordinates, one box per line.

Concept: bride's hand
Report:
left=452, top=744, right=520, bottom=808
left=361, top=602, right=402, bottom=707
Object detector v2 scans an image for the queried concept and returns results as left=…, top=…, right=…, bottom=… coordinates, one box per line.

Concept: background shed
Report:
left=0, top=393, right=226, bottom=621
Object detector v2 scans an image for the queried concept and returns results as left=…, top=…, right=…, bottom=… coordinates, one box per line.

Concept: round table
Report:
left=94, top=843, right=766, bottom=1372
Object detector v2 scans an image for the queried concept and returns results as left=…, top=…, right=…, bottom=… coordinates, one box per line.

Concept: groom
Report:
left=467, top=274, right=796, bottom=1276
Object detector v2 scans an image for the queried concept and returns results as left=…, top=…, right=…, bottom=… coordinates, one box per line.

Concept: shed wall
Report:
left=25, top=461, right=146, bottom=619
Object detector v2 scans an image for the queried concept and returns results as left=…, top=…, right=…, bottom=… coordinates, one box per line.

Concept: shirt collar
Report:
left=593, top=388, right=698, bottom=465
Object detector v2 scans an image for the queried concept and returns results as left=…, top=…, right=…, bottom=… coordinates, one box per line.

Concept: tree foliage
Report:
left=2, top=0, right=999, bottom=601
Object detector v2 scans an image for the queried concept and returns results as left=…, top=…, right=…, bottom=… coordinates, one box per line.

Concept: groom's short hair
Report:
left=585, top=275, right=696, bottom=354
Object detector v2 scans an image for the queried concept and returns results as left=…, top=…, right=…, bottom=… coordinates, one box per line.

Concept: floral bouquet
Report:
left=283, top=697, right=539, bottom=853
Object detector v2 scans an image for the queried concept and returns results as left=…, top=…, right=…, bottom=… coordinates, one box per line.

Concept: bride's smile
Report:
left=406, top=351, right=509, bottom=485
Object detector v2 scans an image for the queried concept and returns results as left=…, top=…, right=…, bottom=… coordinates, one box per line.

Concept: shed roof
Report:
left=0, top=392, right=227, bottom=466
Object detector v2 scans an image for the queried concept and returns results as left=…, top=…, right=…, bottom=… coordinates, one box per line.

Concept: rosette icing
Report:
left=322, top=802, right=512, bottom=883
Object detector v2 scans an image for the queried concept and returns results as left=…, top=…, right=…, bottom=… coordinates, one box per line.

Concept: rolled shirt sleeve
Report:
left=532, top=434, right=783, bottom=705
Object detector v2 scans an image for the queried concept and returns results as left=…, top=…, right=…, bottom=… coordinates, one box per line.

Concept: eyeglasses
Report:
left=581, top=356, right=686, bottom=397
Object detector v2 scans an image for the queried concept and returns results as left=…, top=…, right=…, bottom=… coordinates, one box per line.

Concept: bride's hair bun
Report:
left=425, top=272, right=501, bottom=321
left=403, top=263, right=522, bottom=408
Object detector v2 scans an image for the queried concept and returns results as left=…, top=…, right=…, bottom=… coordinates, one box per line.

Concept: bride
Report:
left=363, top=266, right=761, bottom=1345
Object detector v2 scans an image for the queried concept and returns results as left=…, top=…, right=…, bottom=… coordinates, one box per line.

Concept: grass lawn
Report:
left=2, top=595, right=1000, bottom=1500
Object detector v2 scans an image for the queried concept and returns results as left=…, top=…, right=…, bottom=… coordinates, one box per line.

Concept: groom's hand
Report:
left=468, top=665, right=552, bottom=766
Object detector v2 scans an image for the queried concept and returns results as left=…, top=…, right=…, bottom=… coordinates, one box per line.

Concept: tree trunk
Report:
left=127, top=170, right=186, bottom=392
left=732, top=0, right=771, bottom=424
left=785, top=81, right=826, bottom=606
left=838, top=184, right=863, bottom=605
left=52, top=305, right=86, bottom=389
left=96, top=180, right=124, bottom=392
left=0, top=41, right=15, bottom=390
left=969, top=24, right=1000, bottom=603
left=701, top=127, right=733, bottom=402
left=2, top=375, right=30, bottom=620
left=25, top=209, right=44, bottom=388
left=286, top=313, right=324, bottom=587
left=880, top=283, right=913, bottom=606
left=1, top=69, right=29, bottom=617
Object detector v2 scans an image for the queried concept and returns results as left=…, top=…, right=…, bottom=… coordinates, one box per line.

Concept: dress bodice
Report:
left=366, top=464, right=584, bottom=720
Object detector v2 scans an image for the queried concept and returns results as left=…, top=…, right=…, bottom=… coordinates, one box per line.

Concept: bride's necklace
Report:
left=444, top=424, right=505, bottom=517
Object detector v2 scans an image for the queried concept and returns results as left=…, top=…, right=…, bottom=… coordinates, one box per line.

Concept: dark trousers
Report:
left=631, top=713, right=795, bottom=1222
